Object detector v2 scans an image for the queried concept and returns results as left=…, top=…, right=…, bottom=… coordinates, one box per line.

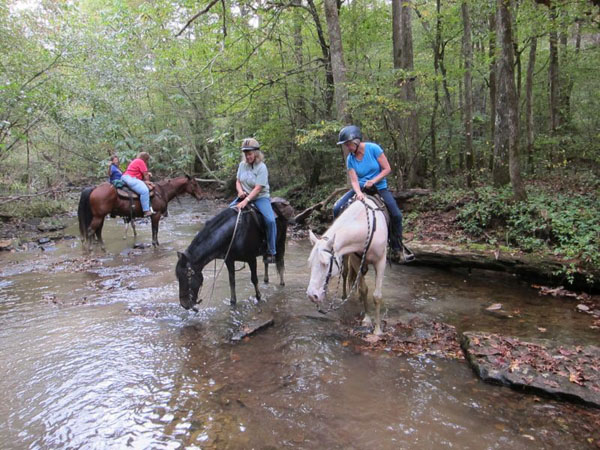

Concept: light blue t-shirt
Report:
left=237, top=161, right=270, bottom=199
left=346, top=142, right=387, bottom=190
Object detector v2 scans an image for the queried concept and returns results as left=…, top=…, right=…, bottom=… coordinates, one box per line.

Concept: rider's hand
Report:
left=356, top=192, right=365, bottom=201
left=364, top=180, right=374, bottom=189
left=236, top=199, right=249, bottom=210
left=238, top=191, right=247, bottom=199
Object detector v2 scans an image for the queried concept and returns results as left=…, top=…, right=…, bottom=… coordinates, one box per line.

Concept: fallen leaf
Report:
left=364, top=334, right=382, bottom=344
left=537, top=327, right=547, bottom=333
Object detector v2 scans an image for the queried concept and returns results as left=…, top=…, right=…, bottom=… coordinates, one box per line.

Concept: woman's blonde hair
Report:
left=240, top=150, right=264, bottom=164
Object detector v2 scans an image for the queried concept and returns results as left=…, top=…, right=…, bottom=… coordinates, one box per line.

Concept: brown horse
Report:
left=78, top=175, right=202, bottom=250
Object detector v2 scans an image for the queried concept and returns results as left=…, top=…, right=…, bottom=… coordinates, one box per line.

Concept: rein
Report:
left=317, top=198, right=375, bottom=314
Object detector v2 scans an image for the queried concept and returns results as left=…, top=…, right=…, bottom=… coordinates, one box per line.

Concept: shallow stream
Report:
left=0, top=197, right=598, bottom=449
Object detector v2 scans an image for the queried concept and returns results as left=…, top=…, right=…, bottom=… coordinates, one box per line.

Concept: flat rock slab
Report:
left=462, top=332, right=600, bottom=408
left=231, top=316, right=274, bottom=341
left=351, top=316, right=464, bottom=359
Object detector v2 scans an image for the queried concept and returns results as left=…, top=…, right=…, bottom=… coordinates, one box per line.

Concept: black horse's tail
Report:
left=78, top=187, right=95, bottom=240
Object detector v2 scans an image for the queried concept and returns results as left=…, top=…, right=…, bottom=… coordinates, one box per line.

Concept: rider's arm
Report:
left=235, top=179, right=247, bottom=199
left=237, top=185, right=263, bottom=208
left=364, top=153, right=391, bottom=188
left=348, top=169, right=364, bottom=200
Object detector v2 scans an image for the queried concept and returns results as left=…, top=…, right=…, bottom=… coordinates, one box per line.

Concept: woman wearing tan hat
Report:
left=230, top=138, right=277, bottom=264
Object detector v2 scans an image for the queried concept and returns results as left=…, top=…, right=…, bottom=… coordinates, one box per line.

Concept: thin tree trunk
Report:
left=488, top=10, right=497, bottom=172
left=462, top=1, right=474, bottom=187
left=548, top=4, right=560, bottom=166
left=323, top=0, right=350, bottom=123
left=525, top=34, right=537, bottom=173
left=429, top=0, right=443, bottom=190
left=306, top=0, right=334, bottom=117
left=494, top=0, right=526, bottom=201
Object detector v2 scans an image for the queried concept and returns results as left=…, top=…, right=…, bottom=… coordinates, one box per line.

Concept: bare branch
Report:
left=176, top=0, right=221, bottom=37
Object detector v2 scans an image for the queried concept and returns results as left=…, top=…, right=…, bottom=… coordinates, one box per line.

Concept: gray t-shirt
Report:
left=237, top=161, right=270, bottom=199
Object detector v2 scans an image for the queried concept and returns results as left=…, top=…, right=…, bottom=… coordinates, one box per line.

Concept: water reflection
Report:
left=0, top=197, right=597, bottom=449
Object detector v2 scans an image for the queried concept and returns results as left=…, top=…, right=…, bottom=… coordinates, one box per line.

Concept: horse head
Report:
left=175, top=251, right=204, bottom=310
left=184, top=175, right=203, bottom=200
left=306, top=230, right=340, bottom=305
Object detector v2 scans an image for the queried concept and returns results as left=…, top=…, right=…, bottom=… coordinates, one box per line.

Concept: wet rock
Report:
left=0, top=239, right=13, bottom=251
left=351, top=315, right=464, bottom=359
left=38, top=237, right=51, bottom=244
left=37, top=218, right=66, bottom=232
left=462, top=332, right=600, bottom=408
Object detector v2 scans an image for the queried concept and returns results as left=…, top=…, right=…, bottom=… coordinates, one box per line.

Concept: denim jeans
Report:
left=229, top=196, right=277, bottom=255
left=122, top=175, right=150, bottom=212
left=333, top=188, right=403, bottom=249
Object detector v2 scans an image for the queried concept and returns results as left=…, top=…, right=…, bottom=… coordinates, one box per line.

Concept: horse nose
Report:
left=307, top=291, right=320, bottom=304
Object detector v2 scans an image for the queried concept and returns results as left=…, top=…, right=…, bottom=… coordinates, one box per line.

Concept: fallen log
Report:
left=293, top=187, right=347, bottom=224
left=404, top=241, right=600, bottom=292
left=294, top=187, right=431, bottom=224
left=231, top=316, right=274, bottom=341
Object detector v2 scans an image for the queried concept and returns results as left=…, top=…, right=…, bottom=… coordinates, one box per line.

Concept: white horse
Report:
left=306, top=196, right=388, bottom=335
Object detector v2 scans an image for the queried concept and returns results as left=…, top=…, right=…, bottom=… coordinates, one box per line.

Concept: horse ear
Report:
left=327, top=234, right=336, bottom=249
left=309, top=230, right=319, bottom=245
left=177, top=251, right=186, bottom=262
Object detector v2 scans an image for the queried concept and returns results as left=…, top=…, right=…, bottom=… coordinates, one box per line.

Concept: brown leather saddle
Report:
left=116, top=183, right=156, bottom=200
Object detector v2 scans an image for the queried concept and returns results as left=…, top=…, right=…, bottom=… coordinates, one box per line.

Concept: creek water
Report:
left=0, top=197, right=598, bottom=449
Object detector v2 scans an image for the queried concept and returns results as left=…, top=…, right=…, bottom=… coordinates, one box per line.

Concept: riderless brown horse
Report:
left=78, top=175, right=202, bottom=250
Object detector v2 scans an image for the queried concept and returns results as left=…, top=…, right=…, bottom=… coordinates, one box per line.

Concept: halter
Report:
left=317, top=198, right=375, bottom=314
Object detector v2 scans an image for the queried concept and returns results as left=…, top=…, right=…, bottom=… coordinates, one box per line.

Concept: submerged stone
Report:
left=461, top=332, right=600, bottom=408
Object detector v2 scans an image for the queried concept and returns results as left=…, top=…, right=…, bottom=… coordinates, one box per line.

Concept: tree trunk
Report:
left=323, top=0, right=350, bottom=123
left=494, top=0, right=526, bottom=201
left=525, top=35, right=537, bottom=173
left=429, top=0, right=443, bottom=190
left=462, top=1, right=474, bottom=187
left=306, top=0, right=334, bottom=117
left=488, top=11, right=497, bottom=172
left=393, top=0, right=422, bottom=187
left=548, top=4, right=560, bottom=165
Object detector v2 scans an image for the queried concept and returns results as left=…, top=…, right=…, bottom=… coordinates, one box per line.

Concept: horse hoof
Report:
left=279, top=281, right=285, bottom=287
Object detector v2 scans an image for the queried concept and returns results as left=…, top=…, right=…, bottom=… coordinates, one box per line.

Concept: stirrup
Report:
left=402, top=243, right=415, bottom=262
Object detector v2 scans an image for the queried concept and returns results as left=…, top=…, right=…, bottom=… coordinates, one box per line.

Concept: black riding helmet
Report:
left=336, top=125, right=362, bottom=145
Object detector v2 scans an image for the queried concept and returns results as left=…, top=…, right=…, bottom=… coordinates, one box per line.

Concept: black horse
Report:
left=176, top=203, right=290, bottom=309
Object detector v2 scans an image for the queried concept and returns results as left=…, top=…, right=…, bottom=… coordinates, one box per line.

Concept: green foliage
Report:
left=0, top=197, right=70, bottom=219
left=454, top=186, right=600, bottom=271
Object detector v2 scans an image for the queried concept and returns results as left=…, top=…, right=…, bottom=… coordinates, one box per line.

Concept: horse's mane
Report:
left=189, top=207, right=237, bottom=249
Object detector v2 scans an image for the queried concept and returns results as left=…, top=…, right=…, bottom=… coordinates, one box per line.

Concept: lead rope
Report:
left=318, top=199, right=373, bottom=314
left=193, top=207, right=242, bottom=312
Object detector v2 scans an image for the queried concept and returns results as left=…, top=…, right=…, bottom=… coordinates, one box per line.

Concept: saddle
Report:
left=245, top=197, right=295, bottom=231
left=114, top=182, right=156, bottom=200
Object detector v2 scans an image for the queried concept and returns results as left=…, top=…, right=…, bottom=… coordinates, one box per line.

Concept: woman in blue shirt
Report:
left=108, top=155, right=122, bottom=183
left=333, top=125, right=409, bottom=259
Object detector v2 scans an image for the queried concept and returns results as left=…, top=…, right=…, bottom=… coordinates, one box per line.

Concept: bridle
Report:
left=183, top=207, right=243, bottom=312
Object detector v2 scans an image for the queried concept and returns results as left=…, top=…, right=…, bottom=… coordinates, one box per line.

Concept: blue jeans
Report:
left=229, top=196, right=277, bottom=255
left=122, top=175, right=150, bottom=212
left=333, top=188, right=403, bottom=250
